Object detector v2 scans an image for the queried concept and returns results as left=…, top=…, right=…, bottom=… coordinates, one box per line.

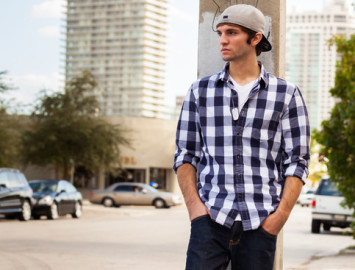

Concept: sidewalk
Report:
left=300, top=248, right=355, bottom=270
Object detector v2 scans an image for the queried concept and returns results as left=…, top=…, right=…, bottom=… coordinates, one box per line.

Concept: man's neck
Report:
left=228, top=56, right=260, bottom=86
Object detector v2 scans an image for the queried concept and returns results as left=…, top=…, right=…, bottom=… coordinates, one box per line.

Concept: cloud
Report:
left=37, top=25, right=61, bottom=38
left=30, top=0, right=66, bottom=19
left=5, top=72, right=64, bottom=109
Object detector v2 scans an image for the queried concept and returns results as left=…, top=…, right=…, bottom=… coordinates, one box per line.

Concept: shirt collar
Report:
left=215, top=61, right=269, bottom=89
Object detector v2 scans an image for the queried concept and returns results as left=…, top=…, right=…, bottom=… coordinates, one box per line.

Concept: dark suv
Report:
left=0, top=168, right=33, bottom=221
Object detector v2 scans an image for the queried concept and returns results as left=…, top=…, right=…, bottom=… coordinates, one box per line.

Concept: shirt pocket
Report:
left=245, top=110, right=281, bottom=142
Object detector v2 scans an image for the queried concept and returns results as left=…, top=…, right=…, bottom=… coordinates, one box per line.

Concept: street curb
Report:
left=339, top=247, right=355, bottom=255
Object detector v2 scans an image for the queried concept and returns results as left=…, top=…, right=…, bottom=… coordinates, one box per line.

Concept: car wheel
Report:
left=102, top=197, right=114, bottom=207
left=153, top=199, right=166, bottom=209
left=311, top=219, right=321, bottom=233
left=72, top=201, right=82, bottom=218
left=48, top=203, right=59, bottom=220
left=323, top=224, right=331, bottom=231
left=19, top=200, right=31, bottom=221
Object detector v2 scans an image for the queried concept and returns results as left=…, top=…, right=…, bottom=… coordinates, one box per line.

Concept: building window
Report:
left=149, top=168, right=166, bottom=190
left=334, top=15, right=346, bottom=22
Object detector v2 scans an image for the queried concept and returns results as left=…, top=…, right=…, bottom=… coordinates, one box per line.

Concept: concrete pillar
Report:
left=95, top=169, right=106, bottom=190
left=198, top=1, right=286, bottom=269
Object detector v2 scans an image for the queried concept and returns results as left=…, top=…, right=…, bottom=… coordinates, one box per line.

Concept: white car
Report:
left=311, top=178, right=354, bottom=233
left=297, top=188, right=315, bottom=207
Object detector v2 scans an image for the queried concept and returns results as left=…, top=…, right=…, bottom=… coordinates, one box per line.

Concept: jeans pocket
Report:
left=191, top=214, right=210, bottom=224
left=258, top=226, right=277, bottom=239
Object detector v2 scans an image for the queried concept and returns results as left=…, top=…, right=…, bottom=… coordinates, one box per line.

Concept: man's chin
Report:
left=221, top=56, right=232, bottom=62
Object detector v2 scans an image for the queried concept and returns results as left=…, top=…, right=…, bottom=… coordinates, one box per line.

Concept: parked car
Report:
left=297, top=188, right=315, bottom=207
left=311, top=177, right=354, bottom=233
left=0, top=168, right=33, bottom=221
left=89, top=182, right=183, bottom=208
left=29, top=180, right=82, bottom=220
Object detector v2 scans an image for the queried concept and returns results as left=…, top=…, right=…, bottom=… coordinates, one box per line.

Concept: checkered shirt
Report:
left=174, top=63, right=310, bottom=230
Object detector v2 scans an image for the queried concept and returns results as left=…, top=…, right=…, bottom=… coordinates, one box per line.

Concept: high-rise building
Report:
left=286, top=0, right=355, bottom=130
left=65, top=0, right=168, bottom=118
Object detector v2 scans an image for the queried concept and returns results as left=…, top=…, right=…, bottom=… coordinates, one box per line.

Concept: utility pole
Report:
left=197, top=0, right=286, bottom=269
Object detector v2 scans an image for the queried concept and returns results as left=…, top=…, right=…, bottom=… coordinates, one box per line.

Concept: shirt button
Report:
left=238, top=194, right=243, bottom=199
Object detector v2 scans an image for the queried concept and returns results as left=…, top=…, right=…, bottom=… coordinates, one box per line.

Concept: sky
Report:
left=0, top=0, right=354, bottom=113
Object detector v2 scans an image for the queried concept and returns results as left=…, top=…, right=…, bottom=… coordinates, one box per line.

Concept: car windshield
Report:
left=30, top=182, right=58, bottom=194
left=317, top=180, right=341, bottom=196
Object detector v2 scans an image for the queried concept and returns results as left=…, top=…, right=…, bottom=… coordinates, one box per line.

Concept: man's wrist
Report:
left=275, top=206, right=290, bottom=220
left=186, top=199, right=209, bottom=220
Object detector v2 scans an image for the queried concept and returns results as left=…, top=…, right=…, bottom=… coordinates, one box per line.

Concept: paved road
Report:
left=0, top=203, right=189, bottom=270
left=0, top=203, right=354, bottom=270
left=283, top=205, right=355, bottom=269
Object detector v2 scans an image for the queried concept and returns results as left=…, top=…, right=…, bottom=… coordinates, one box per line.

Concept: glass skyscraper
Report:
left=65, top=0, right=168, bottom=118
left=286, top=0, right=355, bottom=130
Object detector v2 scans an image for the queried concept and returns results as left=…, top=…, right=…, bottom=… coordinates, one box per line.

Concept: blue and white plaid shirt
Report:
left=174, top=63, right=310, bottom=230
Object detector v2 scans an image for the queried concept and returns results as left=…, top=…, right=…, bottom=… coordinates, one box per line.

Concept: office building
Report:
left=65, top=0, right=168, bottom=118
left=286, top=0, right=355, bottom=130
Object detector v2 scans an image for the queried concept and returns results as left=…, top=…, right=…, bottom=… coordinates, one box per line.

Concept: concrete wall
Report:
left=106, top=116, right=179, bottom=193
left=107, top=116, right=177, bottom=170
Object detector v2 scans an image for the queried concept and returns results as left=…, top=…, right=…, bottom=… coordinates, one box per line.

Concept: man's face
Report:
left=217, top=24, right=254, bottom=62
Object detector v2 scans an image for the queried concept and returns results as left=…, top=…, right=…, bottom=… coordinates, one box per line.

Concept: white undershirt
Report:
left=228, top=76, right=259, bottom=221
left=229, top=76, right=259, bottom=112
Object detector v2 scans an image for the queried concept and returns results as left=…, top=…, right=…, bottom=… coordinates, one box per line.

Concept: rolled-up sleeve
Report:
left=281, top=87, right=310, bottom=183
left=173, top=87, right=201, bottom=173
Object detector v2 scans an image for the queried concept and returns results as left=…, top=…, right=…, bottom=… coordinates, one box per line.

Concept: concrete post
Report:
left=96, top=169, right=106, bottom=190
left=197, top=1, right=286, bottom=269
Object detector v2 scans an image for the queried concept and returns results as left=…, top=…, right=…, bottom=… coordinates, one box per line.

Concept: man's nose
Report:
left=219, top=33, right=228, bottom=45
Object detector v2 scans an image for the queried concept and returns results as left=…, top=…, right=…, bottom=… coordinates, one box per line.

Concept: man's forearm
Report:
left=176, top=163, right=209, bottom=220
left=177, top=163, right=199, bottom=205
left=277, top=176, right=303, bottom=220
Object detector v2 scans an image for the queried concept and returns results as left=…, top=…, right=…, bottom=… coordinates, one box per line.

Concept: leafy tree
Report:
left=21, top=70, right=130, bottom=180
left=308, top=135, right=328, bottom=185
left=0, top=71, right=11, bottom=93
left=0, top=71, right=21, bottom=167
left=314, top=35, right=355, bottom=237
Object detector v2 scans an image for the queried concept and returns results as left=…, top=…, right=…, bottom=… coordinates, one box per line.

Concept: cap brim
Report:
left=261, top=35, right=272, bottom=52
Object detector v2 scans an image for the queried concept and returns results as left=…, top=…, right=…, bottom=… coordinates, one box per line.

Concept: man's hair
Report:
left=239, top=25, right=263, bottom=56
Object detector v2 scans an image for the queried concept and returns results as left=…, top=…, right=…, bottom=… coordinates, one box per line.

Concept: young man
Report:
left=174, top=4, right=310, bottom=270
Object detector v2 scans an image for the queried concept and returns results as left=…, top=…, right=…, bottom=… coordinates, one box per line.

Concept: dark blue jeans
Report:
left=186, top=215, right=277, bottom=270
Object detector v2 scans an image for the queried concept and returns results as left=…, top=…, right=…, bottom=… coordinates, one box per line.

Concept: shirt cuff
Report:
left=173, top=155, right=199, bottom=173
left=284, top=163, right=309, bottom=184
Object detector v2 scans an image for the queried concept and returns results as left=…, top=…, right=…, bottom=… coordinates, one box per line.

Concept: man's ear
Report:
left=251, top=33, right=263, bottom=47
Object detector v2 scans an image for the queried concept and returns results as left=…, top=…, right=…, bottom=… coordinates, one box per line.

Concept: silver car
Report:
left=89, top=182, right=183, bottom=208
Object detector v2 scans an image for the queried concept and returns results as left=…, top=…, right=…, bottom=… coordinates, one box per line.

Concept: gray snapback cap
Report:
left=216, top=4, right=272, bottom=52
